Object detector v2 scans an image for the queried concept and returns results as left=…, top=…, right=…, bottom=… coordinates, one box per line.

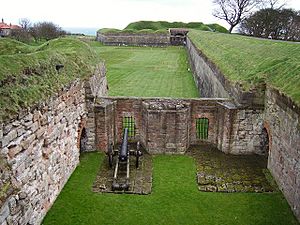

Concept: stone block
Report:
left=0, top=202, right=10, bottom=224
left=21, top=134, right=36, bottom=150
left=3, top=124, right=12, bottom=135
left=29, top=122, right=39, bottom=133
left=2, top=129, right=18, bottom=148
left=8, top=145, right=23, bottom=158
left=8, top=197, right=21, bottom=216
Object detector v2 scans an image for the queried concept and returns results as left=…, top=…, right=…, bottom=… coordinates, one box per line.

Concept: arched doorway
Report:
left=80, top=128, right=87, bottom=153
left=260, top=127, right=269, bottom=156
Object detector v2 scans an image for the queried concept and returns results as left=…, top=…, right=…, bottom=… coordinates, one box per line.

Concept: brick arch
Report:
left=77, top=118, right=87, bottom=150
left=263, top=121, right=272, bottom=153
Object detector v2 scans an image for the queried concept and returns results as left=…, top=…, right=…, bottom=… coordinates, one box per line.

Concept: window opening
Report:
left=196, top=118, right=209, bottom=140
left=123, top=116, right=136, bottom=137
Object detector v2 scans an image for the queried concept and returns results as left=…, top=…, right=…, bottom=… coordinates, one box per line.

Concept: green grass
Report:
left=0, top=37, right=101, bottom=121
left=92, top=45, right=199, bottom=98
left=43, top=152, right=298, bottom=225
left=188, top=30, right=300, bottom=105
left=125, top=21, right=228, bottom=33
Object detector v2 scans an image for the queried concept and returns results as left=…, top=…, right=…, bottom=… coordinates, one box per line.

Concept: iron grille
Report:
left=196, top=118, right=209, bottom=140
left=123, top=116, right=136, bottom=137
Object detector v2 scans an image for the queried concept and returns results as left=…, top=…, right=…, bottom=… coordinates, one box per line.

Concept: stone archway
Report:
left=79, top=127, right=87, bottom=153
left=260, top=127, right=269, bottom=156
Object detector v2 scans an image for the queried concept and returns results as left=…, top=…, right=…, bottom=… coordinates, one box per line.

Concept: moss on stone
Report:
left=0, top=37, right=102, bottom=121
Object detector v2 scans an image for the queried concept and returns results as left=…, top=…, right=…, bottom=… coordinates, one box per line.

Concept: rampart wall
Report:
left=264, top=88, right=300, bottom=220
left=0, top=67, right=108, bottom=224
left=97, top=32, right=170, bottom=46
left=185, top=36, right=300, bottom=221
left=186, top=37, right=265, bottom=108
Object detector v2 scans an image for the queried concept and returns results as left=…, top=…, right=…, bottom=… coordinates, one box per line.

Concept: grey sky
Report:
left=1, top=0, right=300, bottom=30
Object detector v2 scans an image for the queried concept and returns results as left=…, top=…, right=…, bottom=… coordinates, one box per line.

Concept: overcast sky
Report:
left=1, top=0, right=300, bottom=31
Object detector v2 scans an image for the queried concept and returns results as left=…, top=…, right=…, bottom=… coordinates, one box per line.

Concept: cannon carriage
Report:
left=107, top=128, right=142, bottom=191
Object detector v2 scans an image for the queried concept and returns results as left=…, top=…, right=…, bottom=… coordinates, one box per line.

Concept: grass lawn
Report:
left=42, top=152, right=298, bottom=225
left=188, top=30, right=300, bottom=105
left=92, top=44, right=199, bottom=98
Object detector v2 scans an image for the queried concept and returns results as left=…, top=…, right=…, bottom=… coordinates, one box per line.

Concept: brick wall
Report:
left=94, top=97, right=265, bottom=155
left=264, top=88, right=300, bottom=221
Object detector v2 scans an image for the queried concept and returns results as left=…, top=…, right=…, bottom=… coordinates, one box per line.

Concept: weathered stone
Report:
left=21, top=134, right=36, bottom=150
left=0, top=203, right=10, bottom=224
left=8, top=145, right=23, bottom=158
left=29, top=121, right=39, bottom=133
left=2, top=130, right=18, bottom=147
left=8, top=197, right=20, bottom=215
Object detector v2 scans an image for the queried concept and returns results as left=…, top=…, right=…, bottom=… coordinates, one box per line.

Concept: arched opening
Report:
left=80, top=128, right=88, bottom=153
left=260, top=127, right=269, bottom=156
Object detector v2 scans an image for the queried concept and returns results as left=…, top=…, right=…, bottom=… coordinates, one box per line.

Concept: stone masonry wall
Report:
left=142, top=100, right=190, bottom=154
left=97, top=33, right=170, bottom=46
left=94, top=97, right=265, bottom=155
left=0, top=80, right=86, bottom=224
left=264, top=88, right=300, bottom=221
left=84, top=63, right=109, bottom=151
left=0, top=64, right=108, bottom=224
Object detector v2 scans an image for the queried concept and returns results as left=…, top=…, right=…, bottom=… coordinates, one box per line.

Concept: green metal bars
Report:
left=196, top=118, right=209, bottom=140
left=122, top=116, right=136, bottom=137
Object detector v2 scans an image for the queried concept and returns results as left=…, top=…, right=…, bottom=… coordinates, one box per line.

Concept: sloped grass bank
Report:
left=93, top=45, right=198, bottom=98
left=43, top=152, right=298, bottom=225
left=0, top=38, right=101, bottom=121
left=188, top=30, right=300, bottom=105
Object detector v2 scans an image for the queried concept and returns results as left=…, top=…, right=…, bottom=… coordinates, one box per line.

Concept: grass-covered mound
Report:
left=125, top=21, right=228, bottom=33
left=188, top=30, right=300, bottom=105
left=0, top=38, right=101, bottom=121
left=98, top=21, right=228, bottom=34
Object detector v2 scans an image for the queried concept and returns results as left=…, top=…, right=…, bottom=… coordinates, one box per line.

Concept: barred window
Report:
left=123, top=116, right=136, bottom=137
left=196, top=118, right=209, bottom=140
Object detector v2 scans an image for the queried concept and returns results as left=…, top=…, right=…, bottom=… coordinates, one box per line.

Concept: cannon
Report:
left=107, top=128, right=142, bottom=191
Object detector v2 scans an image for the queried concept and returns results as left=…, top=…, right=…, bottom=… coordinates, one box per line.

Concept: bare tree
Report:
left=19, top=18, right=31, bottom=30
left=29, top=22, right=66, bottom=41
left=213, top=0, right=262, bottom=33
left=260, top=0, right=286, bottom=9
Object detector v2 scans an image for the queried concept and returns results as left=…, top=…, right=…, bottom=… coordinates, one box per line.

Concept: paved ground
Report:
left=187, top=145, right=277, bottom=193
left=93, top=145, right=152, bottom=194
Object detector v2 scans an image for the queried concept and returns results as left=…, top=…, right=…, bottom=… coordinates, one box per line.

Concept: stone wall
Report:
left=264, top=88, right=300, bottom=221
left=97, top=32, right=170, bottom=46
left=186, top=37, right=265, bottom=108
left=94, top=97, right=266, bottom=155
left=0, top=65, right=108, bottom=224
left=0, top=80, right=85, bottom=224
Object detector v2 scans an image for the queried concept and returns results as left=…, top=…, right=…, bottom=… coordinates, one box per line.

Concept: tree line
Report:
left=11, top=19, right=66, bottom=43
left=213, top=0, right=300, bottom=41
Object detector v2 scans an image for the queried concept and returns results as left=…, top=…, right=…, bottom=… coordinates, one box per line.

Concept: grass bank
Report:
left=188, top=30, right=300, bottom=105
left=0, top=38, right=101, bottom=121
left=98, top=21, right=228, bottom=34
left=43, top=152, right=298, bottom=225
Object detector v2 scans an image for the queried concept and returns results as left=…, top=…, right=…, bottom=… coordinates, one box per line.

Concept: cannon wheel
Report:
left=108, top=144, right=113, bottom=168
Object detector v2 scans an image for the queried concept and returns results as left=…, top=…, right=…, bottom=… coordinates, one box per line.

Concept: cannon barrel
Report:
left=119, top=128, right=129, bottom=162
